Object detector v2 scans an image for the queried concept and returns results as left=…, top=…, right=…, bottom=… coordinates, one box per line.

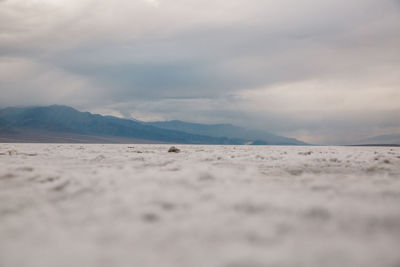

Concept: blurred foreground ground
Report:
left=1, top=144, right=400, bottom=267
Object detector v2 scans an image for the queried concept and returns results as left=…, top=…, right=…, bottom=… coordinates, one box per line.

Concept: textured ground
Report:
left=1, top=144, right=400, bottom=267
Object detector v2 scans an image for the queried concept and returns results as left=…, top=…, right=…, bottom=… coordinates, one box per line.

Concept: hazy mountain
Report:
left=0, top=105, right=307, bottom=145
left=0, top=106, right=243, bottom=144
left=147, top=120, right=307, bottom=145
left=356, top=134, right=400, bottom=146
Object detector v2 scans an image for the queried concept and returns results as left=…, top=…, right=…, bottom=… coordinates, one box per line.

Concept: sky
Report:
left=0, top=0, right=400, bottom=144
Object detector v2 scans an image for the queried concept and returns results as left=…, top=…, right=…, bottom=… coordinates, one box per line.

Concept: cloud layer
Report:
left=1, top=0, right=400, bottom=144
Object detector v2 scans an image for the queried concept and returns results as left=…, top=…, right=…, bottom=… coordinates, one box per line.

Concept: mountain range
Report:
left=147, top=120, right=306, bottom=145
left=355, top=134, right=400, bottom=146
left=0, top=105, right=306, bottom=145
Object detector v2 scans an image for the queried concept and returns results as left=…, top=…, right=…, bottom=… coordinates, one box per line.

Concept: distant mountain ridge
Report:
left=0, top=105, right=242, bottom=144
left=147, top=120, right=307, bottom=145
left=0, top=105, right=307, bottom=145
left=355, top=134, right=400, bottom=146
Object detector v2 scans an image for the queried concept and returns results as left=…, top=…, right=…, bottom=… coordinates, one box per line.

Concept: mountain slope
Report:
left=0, top=106, right=244, bottom=144
left=356, top=134, right=400, bottom=145
left=147, top=120, right=307, bottom=145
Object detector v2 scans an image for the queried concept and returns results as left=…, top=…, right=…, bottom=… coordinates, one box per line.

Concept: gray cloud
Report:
left=1, top=0, right=399, bottom=144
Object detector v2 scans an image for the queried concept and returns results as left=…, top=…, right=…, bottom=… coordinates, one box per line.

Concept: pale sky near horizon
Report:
left=0, top=0, right=400, bottom=144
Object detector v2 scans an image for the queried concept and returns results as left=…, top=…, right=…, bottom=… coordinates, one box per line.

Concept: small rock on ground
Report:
left=168, top=146, right=180, bottom=153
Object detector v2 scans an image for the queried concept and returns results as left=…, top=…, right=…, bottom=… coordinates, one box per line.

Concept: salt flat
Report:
left=1, top=144, right=400, bottom=267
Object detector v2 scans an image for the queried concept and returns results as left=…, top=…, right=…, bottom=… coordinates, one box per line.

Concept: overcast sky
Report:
left=1, top=0, right=399, bottom=144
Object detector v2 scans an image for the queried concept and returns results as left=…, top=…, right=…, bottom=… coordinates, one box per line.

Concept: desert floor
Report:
left=1, top=144, right=400, bottom=267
